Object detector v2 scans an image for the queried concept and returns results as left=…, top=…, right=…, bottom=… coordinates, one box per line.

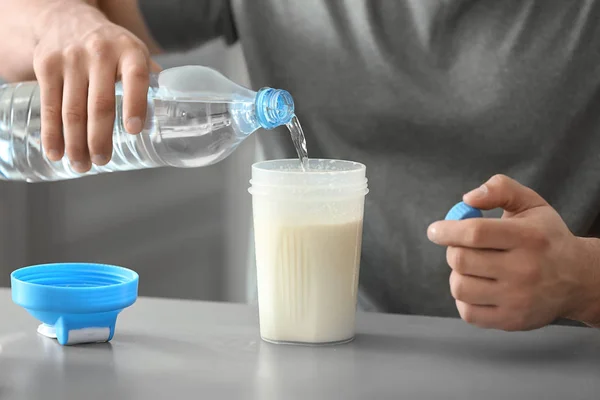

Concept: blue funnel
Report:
left=11, top=263, right=138, bottom=345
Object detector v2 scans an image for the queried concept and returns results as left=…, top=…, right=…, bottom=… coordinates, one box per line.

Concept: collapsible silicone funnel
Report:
left=11, top=263, right=138, bottom=345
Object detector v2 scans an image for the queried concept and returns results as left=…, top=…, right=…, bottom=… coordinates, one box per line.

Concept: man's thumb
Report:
left=149, top=59, right=163, bottom=74
left=463, top=174, right=548, bottom=215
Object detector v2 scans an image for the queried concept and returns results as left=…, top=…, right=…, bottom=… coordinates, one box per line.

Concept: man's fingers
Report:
left=449, top=271, right=499, bottom=306
left=446, top=247, right=506, bottom=279
left=150, top=59, right=162, bottom=73
left=463, top=174, right=548, bottom=217
left=62, top=50, right=90, bottom=172
left=88, top=54, right=117, bottom=166
left=118, top=47, right=149, bottom=134
left=428, top=218, right=523, bottom=249
left=455, top=300, right=500, bottom=329
left=35, top=55, right=65, bottom=162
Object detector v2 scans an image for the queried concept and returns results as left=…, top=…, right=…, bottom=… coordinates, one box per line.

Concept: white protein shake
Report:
left=249, top=159, right=368, bottom=345
left=254, top=218, right=363, bottom=344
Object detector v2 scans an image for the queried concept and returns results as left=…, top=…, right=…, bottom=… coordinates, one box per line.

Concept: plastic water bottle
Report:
left=0, top=65, right=295, bottom=182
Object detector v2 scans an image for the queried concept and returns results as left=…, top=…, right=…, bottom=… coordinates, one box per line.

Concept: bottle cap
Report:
left=11, top=263, right=138, bottom=346
left=445, top=201, right=483, bottom=220
left=255, top=87, right=295, bottom=129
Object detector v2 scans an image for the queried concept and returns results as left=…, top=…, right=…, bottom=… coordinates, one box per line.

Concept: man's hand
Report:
left=427, top=174, right=600, bottom=331
left=30, top=0, right=162, bottom=172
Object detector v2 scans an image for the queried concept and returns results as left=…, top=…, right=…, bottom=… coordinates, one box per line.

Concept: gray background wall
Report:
left=0, top=39, right=259, bottom=303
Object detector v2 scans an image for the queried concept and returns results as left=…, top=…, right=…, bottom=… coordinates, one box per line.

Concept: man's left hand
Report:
left=427, top=174, right=600, bottom=331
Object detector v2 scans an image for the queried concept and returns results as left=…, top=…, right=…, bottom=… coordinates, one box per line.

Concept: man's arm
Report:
left=571, top=237, right=600, bottom=328
left=98, top=0, right=238, bottom=54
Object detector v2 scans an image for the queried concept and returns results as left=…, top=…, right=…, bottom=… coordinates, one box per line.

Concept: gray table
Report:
left=1, top=288, right=599, bottom=399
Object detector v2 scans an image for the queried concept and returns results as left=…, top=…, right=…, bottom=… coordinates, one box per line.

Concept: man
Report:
left=2, top=0, right=600, bottom=330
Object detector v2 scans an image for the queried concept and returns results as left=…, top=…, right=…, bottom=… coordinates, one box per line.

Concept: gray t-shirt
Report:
left=140, top=0, right=600, bottom=321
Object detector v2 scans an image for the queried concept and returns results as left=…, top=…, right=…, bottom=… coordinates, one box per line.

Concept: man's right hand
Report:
left=30, top=0, right=160, bottom=171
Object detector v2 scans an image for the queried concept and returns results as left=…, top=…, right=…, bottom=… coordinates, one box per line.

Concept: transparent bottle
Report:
left=0, top=65, right=295, bottom=182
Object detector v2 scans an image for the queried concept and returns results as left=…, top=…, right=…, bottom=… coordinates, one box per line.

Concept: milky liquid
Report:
left=254, top=219, right=363, bottom=344
left=286, top=115, right=309, bottom=171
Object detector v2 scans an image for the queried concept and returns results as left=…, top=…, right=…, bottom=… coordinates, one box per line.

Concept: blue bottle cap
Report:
left=445, top=201, right=483, bottom=220
left=11, top=263, right=138, bottom=346
left=255, top=87, right=295, bottom=129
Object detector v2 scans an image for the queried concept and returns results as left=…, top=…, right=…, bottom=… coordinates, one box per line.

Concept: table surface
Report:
left=1, top=289, right=599, bottom=399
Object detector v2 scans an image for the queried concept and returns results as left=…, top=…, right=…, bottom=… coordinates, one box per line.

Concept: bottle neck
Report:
left=254, top=88, right=295, bottom=130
